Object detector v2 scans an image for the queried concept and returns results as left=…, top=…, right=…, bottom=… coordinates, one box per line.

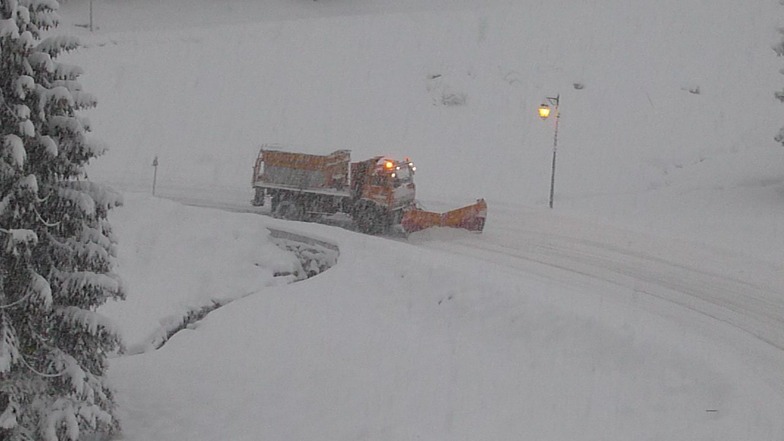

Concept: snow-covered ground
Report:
left=45, top=0, right=784, bottom=439
left=104, top=193, right=784, bottom=440
left=99, top=194, right=303, bottom=354
left=61, top=0, right=784, bottom=261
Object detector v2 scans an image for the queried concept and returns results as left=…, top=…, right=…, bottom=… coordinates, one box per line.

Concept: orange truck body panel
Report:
left=255, top=149, right=351, bottom=190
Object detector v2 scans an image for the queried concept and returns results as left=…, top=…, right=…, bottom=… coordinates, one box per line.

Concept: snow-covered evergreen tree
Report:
left=0, top=0, right=125, bottom=440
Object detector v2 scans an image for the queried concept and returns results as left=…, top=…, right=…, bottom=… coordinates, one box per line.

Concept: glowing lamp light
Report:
left=538, top=104, right=551, bottom=120
left=384, top=161, right=395, bottom=169
left=538, top=94, right=560, bottom=209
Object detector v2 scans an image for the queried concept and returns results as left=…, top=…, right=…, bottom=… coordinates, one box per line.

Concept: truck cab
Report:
left=346, top=157, right=416, bottom=233
left=352, top=157, right=416, bottom=211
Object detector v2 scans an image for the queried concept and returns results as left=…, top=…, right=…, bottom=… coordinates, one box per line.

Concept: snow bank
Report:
left=99, top=193, right=300, bottom=353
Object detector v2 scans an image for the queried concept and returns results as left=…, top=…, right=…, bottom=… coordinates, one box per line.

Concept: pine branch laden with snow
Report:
left=0, top=0, right=124, bottom=440
left=0, top=322, right=20, bottom=374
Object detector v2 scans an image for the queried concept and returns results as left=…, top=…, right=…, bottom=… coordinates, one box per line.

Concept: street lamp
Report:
left=151, top=156, right=158, bottom=196
left=538, top=94, right=560, bottom=209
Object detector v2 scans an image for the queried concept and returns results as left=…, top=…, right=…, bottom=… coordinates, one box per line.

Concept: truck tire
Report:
left=274, top=200, right=304, bottom=220
left=354, top=202, right=386, bottom=235
left=251, top=188, right=265, bottom=206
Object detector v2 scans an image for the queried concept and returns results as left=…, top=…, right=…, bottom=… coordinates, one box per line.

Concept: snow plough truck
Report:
left=251, top=146, right=486, bottom=235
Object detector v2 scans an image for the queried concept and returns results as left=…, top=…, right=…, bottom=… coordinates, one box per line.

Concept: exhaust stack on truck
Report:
left=251, top=146, right=486, bottom=235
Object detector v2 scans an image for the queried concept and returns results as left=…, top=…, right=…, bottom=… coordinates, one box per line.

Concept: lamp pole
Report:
left=538, top=94, right=560, bottom=209
left=152, top=156, right=158, bottom=196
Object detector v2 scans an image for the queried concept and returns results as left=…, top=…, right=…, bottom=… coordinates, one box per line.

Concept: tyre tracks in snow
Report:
left=410, top=208, right=784, bottom=351
left=167, top=191, right=784, bottom=351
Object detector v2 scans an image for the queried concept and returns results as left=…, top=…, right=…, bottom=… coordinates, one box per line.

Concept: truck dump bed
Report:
left=254, top=149, right=351, bottom=191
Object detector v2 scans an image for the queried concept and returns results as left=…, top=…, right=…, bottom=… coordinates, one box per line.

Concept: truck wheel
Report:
left=354, top=203, right=386, bottom=235
left=274, top=200, right=304, bottom=220
left=251, top=188, right=265, bottom=206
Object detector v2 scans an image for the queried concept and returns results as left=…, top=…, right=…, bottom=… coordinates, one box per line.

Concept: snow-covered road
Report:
left=410, top=203, right=784, bottom=351
left=170, top=189, right=784, bottom=354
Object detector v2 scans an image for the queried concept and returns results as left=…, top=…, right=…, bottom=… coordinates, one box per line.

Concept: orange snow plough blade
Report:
left=401, top=199, right=487, bottom=234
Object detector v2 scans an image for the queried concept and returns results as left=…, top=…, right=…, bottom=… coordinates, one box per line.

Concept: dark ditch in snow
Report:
left=267, top=228, right=340, bottom=278
left=141, top=228, right=338, bottom=353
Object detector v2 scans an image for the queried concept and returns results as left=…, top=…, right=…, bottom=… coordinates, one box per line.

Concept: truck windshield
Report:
left=394, top=165, right=413, bottom=183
